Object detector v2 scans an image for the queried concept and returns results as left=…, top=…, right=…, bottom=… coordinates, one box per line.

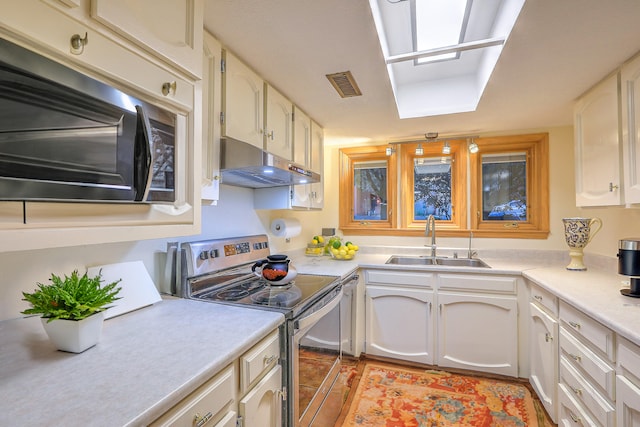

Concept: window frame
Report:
left=400, top=140, right=467, bottom=231
left=339, top=146, right=397, bottom=232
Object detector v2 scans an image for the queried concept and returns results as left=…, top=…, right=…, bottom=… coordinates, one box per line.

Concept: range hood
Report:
left=220, top=137, right=320, bottom=188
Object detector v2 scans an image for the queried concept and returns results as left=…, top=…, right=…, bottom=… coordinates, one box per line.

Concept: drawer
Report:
left=618, top=337, right=640, bottom=386
left=529, top=281, right=558, bottom=316
left=240, top=329, right=280, bottom=394
left=560, top=301, right=615, bottom=360
left=365, top=269, right=434, bottom=288
left=560, top=357, right=615, bottom=427
left=438, top=274, right=516, bottom=294
left=560, top=327, right=615, bottom=399
left=151, top=363, right=236, bottom=427
left=558, top=383, right=600, bottom=427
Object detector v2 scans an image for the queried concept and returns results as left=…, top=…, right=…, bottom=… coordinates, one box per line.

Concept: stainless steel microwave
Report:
left=0, top=37, right=176, bottom=203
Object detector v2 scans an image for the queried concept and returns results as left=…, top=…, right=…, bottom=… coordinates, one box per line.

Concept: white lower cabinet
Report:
left=152, top=328, right=282, bottom=427
left=617, top=337, right=640, bottom=426
left=365, top=283, right=435, bottom=364
left=529, top=301, right=558, bottom=423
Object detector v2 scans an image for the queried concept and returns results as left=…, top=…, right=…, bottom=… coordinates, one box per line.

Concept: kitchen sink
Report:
left=385, top=255, right=489, bottom=268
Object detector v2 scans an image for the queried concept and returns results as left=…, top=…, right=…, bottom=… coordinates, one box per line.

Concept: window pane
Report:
left=482, top=153, right=527, bottom=221
left=354, top=160, right=387, bottom=221
left=414, top=157, right=451, bottom=220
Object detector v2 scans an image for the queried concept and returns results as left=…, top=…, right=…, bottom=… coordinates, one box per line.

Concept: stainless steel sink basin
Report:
left=385, top=255, right=489, bottom=268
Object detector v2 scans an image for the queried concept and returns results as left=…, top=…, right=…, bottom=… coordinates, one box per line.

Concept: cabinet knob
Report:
left=263, top=354, right=277, bottom=365
left=162, top=81, right=177, bottom=96
left=569, top=410, right=581, bottom=423
left=544, top=332, right=553, bottom=342
left=534, top=295, right=543, bottom=301
left=609, top=182, right=619, bottom=192
left=70, top=32, right=88, bottom=55
left=569, top=321, right=581, bottom=330
left=193, top=411, right=213, bottom=427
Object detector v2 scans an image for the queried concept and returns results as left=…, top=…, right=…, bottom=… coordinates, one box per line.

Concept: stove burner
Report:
left=216, top=289, right=250, bottom=301
left=251, top=284, right=303, bottom=307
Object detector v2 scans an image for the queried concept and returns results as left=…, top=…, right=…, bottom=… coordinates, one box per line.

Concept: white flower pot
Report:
left=41, top=312, right=105, bottom=353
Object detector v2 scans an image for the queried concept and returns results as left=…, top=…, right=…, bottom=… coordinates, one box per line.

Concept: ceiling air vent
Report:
left=326, top=71, right=362, bottom=98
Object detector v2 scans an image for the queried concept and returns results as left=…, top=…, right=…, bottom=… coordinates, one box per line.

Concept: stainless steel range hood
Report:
left=220, top=137, right=320, bottom=188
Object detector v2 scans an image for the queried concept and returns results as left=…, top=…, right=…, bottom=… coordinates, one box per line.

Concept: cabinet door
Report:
left=574, top=73, right=622, bottom=206
left=309, top=120, right=324, bottom=209
left=223, top=51, right=264, bottom=149
left=239, top=365, right=282, bottom=427
left=264, top=84, right=293, bottom=160
left=617, top=375, right=640, bottom=427
left=365, top=285, right=434, bottom=364
left=201, top=32, right=222, bottom=203
left=622, top=54, right=640, bottom=204
left=437, top=292, right=518, bottom=377
left=529, top=302, right=558, bottom=423
left=90, top=0, right=203, bottom=78
left=293, top=107, right=311, bottom=166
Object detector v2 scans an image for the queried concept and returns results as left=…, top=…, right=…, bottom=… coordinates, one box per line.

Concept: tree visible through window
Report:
left=354, top=161, right=387, bottom=221
left=482, top=153, right=527, bottom=221
left=414, top=157, right=452, bottom=220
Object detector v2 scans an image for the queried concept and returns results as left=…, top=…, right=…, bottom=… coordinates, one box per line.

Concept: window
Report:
left=339, top=133, right=549, bottom=238
left=339, top=146, right=396, bottom=232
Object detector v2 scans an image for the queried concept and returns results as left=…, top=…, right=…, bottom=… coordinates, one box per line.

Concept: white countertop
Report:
left=0, top=298, right=284, bottom=427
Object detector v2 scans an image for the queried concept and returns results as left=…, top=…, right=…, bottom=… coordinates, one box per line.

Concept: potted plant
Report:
left=21, top=270, right=122, bottom=353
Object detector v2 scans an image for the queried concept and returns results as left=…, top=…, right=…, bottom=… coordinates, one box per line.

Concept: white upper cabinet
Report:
left=310, top=120, right=324, bottom=175
left=264, top=84, right=293, bottom=160
left=574, top=72, right=623, bottom=207
left=201, top=31, right=222, bottom=203
left=621, top=53, right=640, bottom=205
left=222, top=51, right=264, bottom=149
left=90, top=0, right=203, bottom=79
left=293, top=107, right=311, bottom=167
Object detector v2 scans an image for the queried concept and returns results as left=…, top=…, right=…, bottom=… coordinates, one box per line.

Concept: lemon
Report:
left=317, top=236, right=325, bottom=243
left=348, top=249, right=356, bottom=256
left=352, top=245, right=359, bottom=251
left=311, top=238, right=318, bottom=245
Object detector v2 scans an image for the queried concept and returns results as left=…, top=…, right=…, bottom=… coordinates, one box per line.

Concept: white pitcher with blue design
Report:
left=562, top=217, right=602, bottom=270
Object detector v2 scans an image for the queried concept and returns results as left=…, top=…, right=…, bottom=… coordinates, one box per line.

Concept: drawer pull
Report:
left=534, top=295, right=543, bottom=301
left=569, top=410, right=581, bottom=423
left=569, top=385, right=583, bottom=396
left=545, top=333, right=553, bottom=342
left=263, top=354, right=277, bottom=365
left=569, top=353, right=582, bottom=363
left=162, top=81, right=177, bottom=96
left=569, top=321, right=581, bottom=329
left=194, top=411, right=213, bottom=427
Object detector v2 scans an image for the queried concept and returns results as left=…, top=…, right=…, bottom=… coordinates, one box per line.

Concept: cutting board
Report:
left=87, top=261, right=162, bottom=319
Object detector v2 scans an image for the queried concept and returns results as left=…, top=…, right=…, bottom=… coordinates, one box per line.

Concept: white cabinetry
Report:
left=365, top=270, right=435, bottom=364
left=574, top=72, right=622, bottom=206
left=528, top=282, right=559, bottom=423
left=264, top=84, right=293, bottom=160
left=437, top=274, right=518, bottom=377
left=621, top=53, right=640, bottom=205
left=201, top=31, right=222, bottom=203
left=617, top=337, right=640, bottom=427
left=90, top=0, right=203, bottom=79
left=309, top=120, right=325, bottom=209
left=558, top=301, right=615, bottom=426
left=222, top=50, right=264, bottom=149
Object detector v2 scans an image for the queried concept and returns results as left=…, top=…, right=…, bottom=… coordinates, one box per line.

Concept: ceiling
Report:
left=204, top=0, right=640, bottom=144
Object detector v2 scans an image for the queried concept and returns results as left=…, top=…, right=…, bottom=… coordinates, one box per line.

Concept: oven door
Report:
left=291, top=287, right=343, bottom=427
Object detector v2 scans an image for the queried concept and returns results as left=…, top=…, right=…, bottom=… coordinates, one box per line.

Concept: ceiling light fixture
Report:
left=442, top=141, right=451, bottom=154
left=468, top=138, right=479, bottom=154
left=415, top=144, right=424, bottom=155
left=385, top=146, right=395, bottom=156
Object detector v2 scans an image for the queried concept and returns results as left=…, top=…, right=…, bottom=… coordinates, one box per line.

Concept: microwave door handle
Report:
left=134, top=105, right=153, bottom=201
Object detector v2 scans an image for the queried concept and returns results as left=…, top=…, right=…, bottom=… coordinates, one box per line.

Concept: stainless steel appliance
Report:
left=220, top=137, right=320, bottom=188
left=172, top=235, right=344, bottom=427
left=0, top=37, right=175, bottom=202
left=618, top=238, right=640, bottom=297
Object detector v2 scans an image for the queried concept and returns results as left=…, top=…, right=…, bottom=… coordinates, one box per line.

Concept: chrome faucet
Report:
left=425, top=214, right=437, bottom=257
left=468, top=231, right=477, bottom=259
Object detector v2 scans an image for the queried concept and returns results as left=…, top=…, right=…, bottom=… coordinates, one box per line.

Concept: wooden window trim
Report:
left=469, top=133, right=550, bottom=238
left=339, top=146, right=397, bottom=231
left=400, top=140, right=467, bottom=231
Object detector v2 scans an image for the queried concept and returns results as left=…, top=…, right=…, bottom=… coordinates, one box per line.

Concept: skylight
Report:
left=415, top=0, right=469, bottom=64
left=369, top=0, right=526, bottom=118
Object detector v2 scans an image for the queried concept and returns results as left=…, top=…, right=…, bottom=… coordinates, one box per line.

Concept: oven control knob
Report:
left=209, top=249, right=219, bottom=258
left=199, top=251, right=209, bottom=260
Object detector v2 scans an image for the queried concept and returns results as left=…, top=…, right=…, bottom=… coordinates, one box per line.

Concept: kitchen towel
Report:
left=270, top=218, right=302, bottom=238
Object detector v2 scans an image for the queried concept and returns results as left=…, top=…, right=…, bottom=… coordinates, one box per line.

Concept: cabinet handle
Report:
left=534, top=295, right=543, bottom=301
left=162, top=81, right=177, bottom=96
left=569, top=410, right=581, bottom=423
left=263, top=354, right=277, bottom=365
left=569, top=353, right=582, bottom=363
left=569, top=385, right=583, bottom=396
left=569, top=321, right=581, bottom=329
left=609, top=182, right=619, bottom=192
left=266, top=130, right=274, bottom=140
left=70, top=32, right=88, bottom=55
left=545, top=333, right=553, bottom=342
left=194, top=411, right=213, bottom=427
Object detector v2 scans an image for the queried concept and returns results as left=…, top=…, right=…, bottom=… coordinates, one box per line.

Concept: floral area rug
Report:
left=341, top=362, right=547, bottom=427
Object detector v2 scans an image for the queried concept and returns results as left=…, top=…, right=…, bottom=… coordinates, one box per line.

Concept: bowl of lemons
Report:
left=305, top=235, right=325, bottom=257
left=329, top=240, right=359, bottom=261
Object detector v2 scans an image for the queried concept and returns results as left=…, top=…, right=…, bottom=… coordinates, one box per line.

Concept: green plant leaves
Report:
left=21, top=270, right=122, bottom=321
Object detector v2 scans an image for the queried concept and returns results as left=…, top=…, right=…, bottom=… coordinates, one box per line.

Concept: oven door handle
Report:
left=295, top=288, right=343, bottom=332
